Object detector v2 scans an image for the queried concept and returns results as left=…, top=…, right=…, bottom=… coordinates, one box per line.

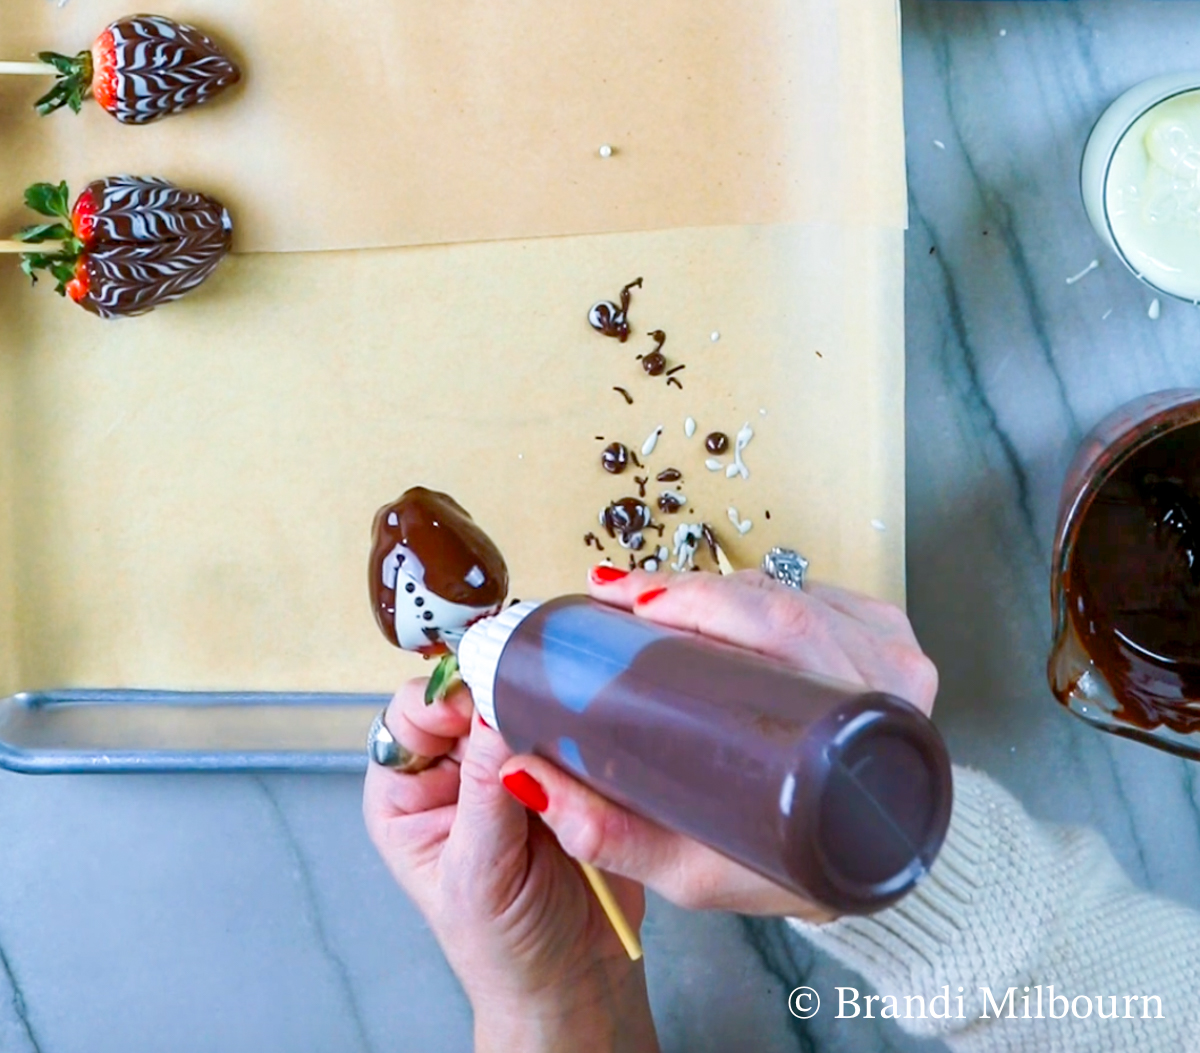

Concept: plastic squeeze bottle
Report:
left=458, top=595, right=952, bottom=915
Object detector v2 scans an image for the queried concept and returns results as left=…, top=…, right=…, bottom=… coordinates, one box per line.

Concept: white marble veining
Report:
left=3, top=3, right=1200, bottom=1051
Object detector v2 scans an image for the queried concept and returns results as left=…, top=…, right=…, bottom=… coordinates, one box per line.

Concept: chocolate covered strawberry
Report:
left=35, top=14, right=240, bottom=124
left=16, top=177, right=233, bottom=318
left=369, top=488, right=509, bottom=658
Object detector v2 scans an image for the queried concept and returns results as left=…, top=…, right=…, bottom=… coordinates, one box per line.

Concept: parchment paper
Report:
left=0, top=0, right=905, bottom=251
left=0, top=223, right=904, bottom=695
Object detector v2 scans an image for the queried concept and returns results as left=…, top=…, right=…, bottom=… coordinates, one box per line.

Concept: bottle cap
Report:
left=798, top=699, right=952, bottom=912
left=457, top=600, right=541, bottom=728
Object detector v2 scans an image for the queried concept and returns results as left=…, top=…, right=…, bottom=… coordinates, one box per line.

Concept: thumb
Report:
left=446, top=718, right=527, bottom=872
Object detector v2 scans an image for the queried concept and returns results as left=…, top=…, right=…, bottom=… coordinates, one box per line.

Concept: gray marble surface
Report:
left=4, top=2, right=1200, bottom=1051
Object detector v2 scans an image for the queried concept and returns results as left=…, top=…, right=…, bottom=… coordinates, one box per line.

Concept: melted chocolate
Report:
left=641, top=331, right=669, bottom=376
left=369, top=487, right=508, bottom=651
left=601, top=442, right=629, bottom=475
left=705, top=432, right=729, bottom=455
left=656, top=468, right=682, bottom=482
left=667, top=376, right=683, bottom=389
left=634, top=475, right=648, bottom=499
left=613, top=386, right=634, bottom=405
left=588, top=278, right=643, bottom=341
left=76, top=177, right=232, bottom=318
left=102, top=16, right=241, bottom=125
left=584, top=532, right=605, bottom=551
left=1065, top=422, right=1200, bottom=734
left=642, top=352, right=666, bottom=376
left=600, top=498, right=654, bottom=550
left=701, top=523, right=720, bottom=564
left=657, top=492, right=685, bottom=514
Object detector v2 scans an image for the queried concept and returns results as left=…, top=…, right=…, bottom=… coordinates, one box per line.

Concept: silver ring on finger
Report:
left=761, top=547, right=809, bottom=591
left=367, top=709, right=436, bottom=773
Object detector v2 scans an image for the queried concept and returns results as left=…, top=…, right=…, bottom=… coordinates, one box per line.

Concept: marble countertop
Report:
left=4, top=2, right=1200, bottom=1050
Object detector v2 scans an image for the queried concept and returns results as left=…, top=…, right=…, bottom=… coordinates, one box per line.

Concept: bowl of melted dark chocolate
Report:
left=1049, top=389, right=1200, bottom=759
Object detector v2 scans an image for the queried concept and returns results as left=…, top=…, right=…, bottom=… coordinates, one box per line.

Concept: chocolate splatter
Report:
left=656, top=467, right=682, bottom=482
left=589, top=278, right=643, bottom=341
left=600, top=498, right=654, bottom=550
left=601, top=442, right=630, bottom=474
left=643, top=351, right=666, bottom=376
left=613, top=386, right=634, bottom=404
left=705, top=432, right=729, bottom=455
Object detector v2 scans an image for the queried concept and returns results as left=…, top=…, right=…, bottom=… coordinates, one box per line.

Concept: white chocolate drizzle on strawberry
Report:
left=105, top=16, right=240, bottom=125
left=79, top=177, right=232, bottom=318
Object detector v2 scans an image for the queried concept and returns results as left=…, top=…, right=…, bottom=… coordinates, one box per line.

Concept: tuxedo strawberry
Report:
left=369, top=488, right=509, bottom=658
left=35, top=15, right=240, bottom=124
left=15, top=177, right=233, bottom=318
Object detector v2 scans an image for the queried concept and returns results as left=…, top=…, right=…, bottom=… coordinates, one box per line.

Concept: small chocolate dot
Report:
left=422, top=610, right=434, bottom=621
left=405, top=582, right=416, bottom=593
left=705, top=431, right=729, bottom=455
left=601, top=442, right=630, bottom=475
left=643, top=351, right=666, bottom=376
left=415, top=596, right=425, bottom=607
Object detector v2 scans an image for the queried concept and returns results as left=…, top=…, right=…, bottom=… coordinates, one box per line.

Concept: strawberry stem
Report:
left=33, top=50, right=92, bottom=116
left=16, top=181, right=82, bottom=294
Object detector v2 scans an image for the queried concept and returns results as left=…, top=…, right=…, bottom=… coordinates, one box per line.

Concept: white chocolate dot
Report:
left=710, top=331, right=720, bottom=342
left=598, top=144, right=613, bottom=158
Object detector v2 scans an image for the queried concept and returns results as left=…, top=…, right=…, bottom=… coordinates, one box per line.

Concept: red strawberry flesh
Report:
left=89, top=29, right=118, bottom=114
left=70, top=187, right=98, bottom=244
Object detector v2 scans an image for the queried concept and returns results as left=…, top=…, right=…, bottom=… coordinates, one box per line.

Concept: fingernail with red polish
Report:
left=502, top=770, right=549, bottom=813
left=590, top=565, right=629, bottom=585
left=635, top=586, right=668, bottom=605
left=477, top=713, right=489, bottom=729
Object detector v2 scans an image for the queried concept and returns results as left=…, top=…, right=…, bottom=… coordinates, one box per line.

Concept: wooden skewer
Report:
left=0, top=240, right=38, bottom=254
left=0, top=62, right=56, bottom=76
left=579, top=861, right=643, bottom=961
left=713, top=539, right=736, bottom=576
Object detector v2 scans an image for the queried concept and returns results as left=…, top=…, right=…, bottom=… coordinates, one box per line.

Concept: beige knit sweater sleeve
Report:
left=786, top=766, right=1200, bottom=1051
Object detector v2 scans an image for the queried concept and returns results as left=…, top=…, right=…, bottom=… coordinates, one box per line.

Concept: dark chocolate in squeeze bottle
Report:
left=458, top=596, right=952, bottom=915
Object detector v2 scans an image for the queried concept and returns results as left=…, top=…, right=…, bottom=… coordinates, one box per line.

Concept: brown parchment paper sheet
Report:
left=0, top=0, right=905, bottom=252
left=0, top=223, right=904, bottom=696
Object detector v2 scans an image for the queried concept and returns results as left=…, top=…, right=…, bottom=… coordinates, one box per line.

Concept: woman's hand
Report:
left=362, top=678, right=659, bottom=1053
left=497, top=567, right=939, bottom=922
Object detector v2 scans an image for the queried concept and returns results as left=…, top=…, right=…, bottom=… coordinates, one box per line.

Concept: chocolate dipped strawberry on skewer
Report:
left=28, top=14, right=240, bottom=124
left=370, top=488, right=509, bottom=702
left=12, top=176, right=233, bottom=318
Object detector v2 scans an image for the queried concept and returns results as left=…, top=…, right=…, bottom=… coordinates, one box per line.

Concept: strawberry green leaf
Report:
left=424, top=653, right=460, bottom=705
left=37, top=52, right=79, bottom=76
left=32, top=50, right=91, bottom=118
left=50, top=261, right=76, bottom=294
left=15, top=222, right=72, bottom=244
left=23, top=182, right=71, bottom=220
